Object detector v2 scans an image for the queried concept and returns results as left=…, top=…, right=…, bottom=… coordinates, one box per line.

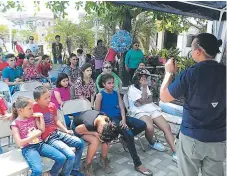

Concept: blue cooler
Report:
left=159, top=101, right=183, bottom=117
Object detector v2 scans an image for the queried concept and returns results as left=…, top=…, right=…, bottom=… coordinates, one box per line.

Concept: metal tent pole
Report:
left=178, top=1, right=222, bottom=11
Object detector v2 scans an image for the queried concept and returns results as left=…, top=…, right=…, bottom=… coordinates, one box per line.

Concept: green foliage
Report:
left=45, top=19, right=95, bottom=56
left=132, top=11, right=157, bottom=55
left=0, top=25, right=9, bottom=39
left=177, top=57, right=196, bottom=74
left=150, top=48, right=180, bottom=58
left=46, top=1, right=69, bottom=19
left=16, top=30, right=35, bottom=42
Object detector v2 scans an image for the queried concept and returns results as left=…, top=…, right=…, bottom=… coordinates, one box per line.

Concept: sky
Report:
left=1, top=1, right=86, bottom=24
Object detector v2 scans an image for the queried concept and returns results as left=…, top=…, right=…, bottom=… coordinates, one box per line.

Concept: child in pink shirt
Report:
left=51, top=73, right=71, bottom=128
left=51, top=73, right=70, bottom=109
left=10, top=96, right=65, bottom=176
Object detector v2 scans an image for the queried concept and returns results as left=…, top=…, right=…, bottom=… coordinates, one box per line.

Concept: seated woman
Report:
left=71, top=110, right=119, bottom=176
left=95, top=61, right=122, bottom=92
left=72, top=63, right=95, bottom=107
left=61, top=53, right=81, bottom=86
left=128, top=68, right=177, bottom=162
left=95, top=73, right=153, bottom=176
left=23, top=54, right=51, bottom=88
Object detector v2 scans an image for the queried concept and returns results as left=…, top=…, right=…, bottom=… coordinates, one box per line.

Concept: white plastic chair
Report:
left=20, top=81, right=42, bottom=91
left=12, top=90, right=34, bottom=103
left=60, top=99, right=92, bottom=126
left=61, top=99, right=92, bottom=115
left=0, top=118, right=13, bottom=148
left=0, top=81, right=12, bottom=103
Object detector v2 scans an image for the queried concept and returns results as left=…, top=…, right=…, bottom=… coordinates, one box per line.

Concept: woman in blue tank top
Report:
left=95, top=73, right=153, bottom=176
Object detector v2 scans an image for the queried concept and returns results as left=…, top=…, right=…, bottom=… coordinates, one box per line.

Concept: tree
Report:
left=131, top=11, right=157, bottom=54
left=45, top=19, right=95, bottom=57
left=0, top=25, right=9, bottom=51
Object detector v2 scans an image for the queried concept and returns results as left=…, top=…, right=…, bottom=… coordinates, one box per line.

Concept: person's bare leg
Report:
left=82, top=135, right=100, bottom=164
left=153, top=116, right=176, bottom=152
left=101, top=143, right=110, bottom=158
left=140, top=116, right=155, bottom=144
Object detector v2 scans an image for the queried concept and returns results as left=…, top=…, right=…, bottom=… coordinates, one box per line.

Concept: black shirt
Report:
left=73, top=110, right=105, bottom=131
left=52, top=42, right=63, bottom=58
left=169, top=60, right=226, bottom=142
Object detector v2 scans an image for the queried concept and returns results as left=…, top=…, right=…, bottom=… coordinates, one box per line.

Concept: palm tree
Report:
left=131, top=12, right=157, bottom=55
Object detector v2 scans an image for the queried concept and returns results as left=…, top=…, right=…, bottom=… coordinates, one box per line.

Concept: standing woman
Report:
left=93, top=40, right=107, bottom=73
left=125, top=41, right=145, bottom=82
left=72, top=63, right=96, bottom=108
left=160, top=33, right=226, bottom=176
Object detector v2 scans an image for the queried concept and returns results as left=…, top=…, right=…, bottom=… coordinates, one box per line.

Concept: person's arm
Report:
left=54, top=90, right=64, bottom=106
left=22, top=59, right=28, bottom=69
left=54, top=115, right=73, bottom=134
left=35, top=56, right=42, bottom=66
left=94, top=93, right=102, bottom=111
left=11, top=126, right=42, bottom=148
left=118, top=92, right=127, bottom=128
left=95, top=75, right=101, bottom=92
left=2, top=68, right=22, bottom=86
left=90, top=95, right=95, bottom=109
left=135, top=85, right=153, bottom=106
left=33, top=113, right=45, bottom=132
left=52, top=43, right=55, bottom=58
left=160, top=58, right=185, bottom=103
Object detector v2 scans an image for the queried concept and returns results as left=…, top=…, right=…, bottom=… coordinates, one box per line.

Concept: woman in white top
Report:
left=128, top=68, right=177, bottom=162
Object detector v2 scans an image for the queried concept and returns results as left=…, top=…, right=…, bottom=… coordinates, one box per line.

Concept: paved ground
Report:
left=1, top=128, right=226, bottom=176
left=91, top=129, right=179, bottom=176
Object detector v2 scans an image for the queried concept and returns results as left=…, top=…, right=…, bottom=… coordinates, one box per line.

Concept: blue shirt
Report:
left=2, top=66, right=23, bottom=82
left=168, top=60, right=226, bottom=142
left=100, top=90, right=121, bottom=118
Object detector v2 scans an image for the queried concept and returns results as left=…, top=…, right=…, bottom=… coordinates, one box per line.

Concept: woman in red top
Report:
left=22, top=54, right=42, bottom=81
left=14, top=41, right=24, bottom=54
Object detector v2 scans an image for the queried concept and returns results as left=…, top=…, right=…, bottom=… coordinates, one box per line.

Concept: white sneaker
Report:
left=150, top=142, right=166, bottom=152
left=172, top=152, right=177, bottom=163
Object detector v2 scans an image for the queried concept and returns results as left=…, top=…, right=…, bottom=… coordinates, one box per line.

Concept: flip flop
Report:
left=135, top=167, right=153, bottom=176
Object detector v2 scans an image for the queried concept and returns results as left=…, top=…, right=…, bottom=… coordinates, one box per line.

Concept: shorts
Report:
left=71, top=122, right=83, bottom=138
left=134, top=110, right=162, bottom=119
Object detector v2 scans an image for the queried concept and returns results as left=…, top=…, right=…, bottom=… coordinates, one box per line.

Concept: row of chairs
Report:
left=0, top=98, right=91, bottom=176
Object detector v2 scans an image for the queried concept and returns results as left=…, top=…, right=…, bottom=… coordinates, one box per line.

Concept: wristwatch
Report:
left=166, top=72, right=174, bottom=76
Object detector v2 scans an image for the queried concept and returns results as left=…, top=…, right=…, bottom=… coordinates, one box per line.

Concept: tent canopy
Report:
left=113, top=1, right=227, bottom=20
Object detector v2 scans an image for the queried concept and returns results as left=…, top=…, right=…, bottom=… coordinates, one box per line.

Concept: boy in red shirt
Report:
left=37, top=55, right=52, bottom=78
left=33, top=86, right=84, bottom=176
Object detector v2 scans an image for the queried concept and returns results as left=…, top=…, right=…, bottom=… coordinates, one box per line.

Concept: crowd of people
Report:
left=0, top=32, right=225, bottom=176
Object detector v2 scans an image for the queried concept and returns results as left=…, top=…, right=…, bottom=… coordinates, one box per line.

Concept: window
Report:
left=48, top=22, right=51, bottom=26
left=186, top=35, right=195, bottom=47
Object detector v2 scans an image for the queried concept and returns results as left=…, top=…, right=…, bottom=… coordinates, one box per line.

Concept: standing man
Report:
left=26, top=36, right=39, bottom=56
left=160, top=33, right=226, bottom=176
left=52, top=35, right=63, bottom=64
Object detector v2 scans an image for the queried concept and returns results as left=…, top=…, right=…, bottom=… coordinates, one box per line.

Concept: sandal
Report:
left=135, top=166, right=153, bottom=176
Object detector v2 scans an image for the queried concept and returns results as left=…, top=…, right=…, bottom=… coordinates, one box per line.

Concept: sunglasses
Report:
left=134, top=44, right=139, bottom=47
left=29, top=38, right=34, bottom=40
left=104, top=66, right=112, bottom=69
